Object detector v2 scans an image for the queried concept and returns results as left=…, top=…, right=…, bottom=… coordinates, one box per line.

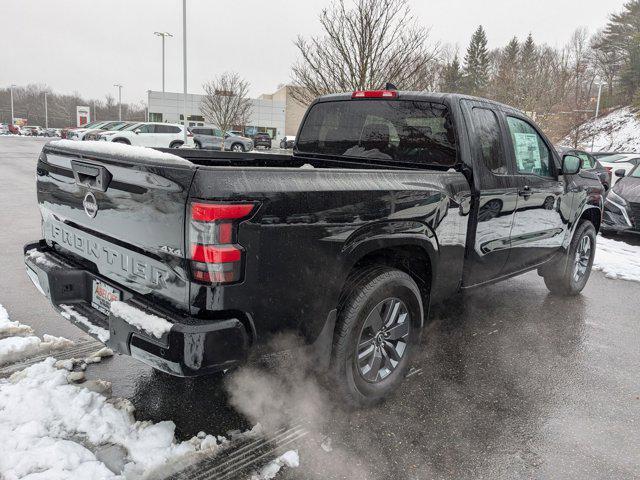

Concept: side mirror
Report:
left=615, top=169, right=626, bottom=178
left=561, top=154, right=581, bottom=175
left=133, top=128, right=141, bottom=134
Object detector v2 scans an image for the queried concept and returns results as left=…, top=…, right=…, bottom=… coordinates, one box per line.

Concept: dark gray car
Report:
left=191, top=127, right=253, bottom=152
left=557, top=146, right=612, bottom=191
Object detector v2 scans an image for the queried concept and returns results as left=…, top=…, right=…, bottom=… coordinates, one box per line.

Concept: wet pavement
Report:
left=1, top=136, right=639, bottom=479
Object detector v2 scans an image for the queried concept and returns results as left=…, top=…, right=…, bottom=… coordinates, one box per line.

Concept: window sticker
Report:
left=513, top=132, right=541, bottom=172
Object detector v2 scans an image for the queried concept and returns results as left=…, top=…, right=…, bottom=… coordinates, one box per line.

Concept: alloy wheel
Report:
left=573, top=235, right=592, bottom=283
left=356, top=298, right=410, bottom=383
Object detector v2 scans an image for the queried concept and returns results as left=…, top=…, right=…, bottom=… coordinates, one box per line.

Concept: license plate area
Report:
left=91, top=279, right=121, bottom=315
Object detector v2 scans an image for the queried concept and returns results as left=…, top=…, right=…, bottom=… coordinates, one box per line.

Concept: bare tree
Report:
left=200, top=72, right=252, bottom=134
left=290, top=0, right=439, bottom=105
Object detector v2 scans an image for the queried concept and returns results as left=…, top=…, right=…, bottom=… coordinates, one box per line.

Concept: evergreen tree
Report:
left=463, top=26, right=490, bottom=95
left=518, top=33, right=538, bottom=111
left=440, top=54, right=464, bottom=92
left=599, top=0, right=640, bottom=98
left=494, top=36, right=520, bottom=104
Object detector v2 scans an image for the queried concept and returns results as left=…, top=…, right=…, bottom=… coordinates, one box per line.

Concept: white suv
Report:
left=98, top=122, right=193, bottom=148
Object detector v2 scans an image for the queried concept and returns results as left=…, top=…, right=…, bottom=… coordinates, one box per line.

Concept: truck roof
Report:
left=314, top=91, right=523, bottom=115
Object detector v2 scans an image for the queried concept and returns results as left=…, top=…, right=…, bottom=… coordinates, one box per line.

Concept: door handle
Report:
left=518, top=185, right=532, bottom=198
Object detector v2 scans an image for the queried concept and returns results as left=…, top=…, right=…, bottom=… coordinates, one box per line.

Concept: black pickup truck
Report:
left=24, top=91, right=603, bottom=405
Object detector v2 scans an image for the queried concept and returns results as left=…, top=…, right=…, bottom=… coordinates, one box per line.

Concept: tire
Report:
left=169, top=141, right=183, bottom=149
left=194, top=141, right=201, bottom=149
left=113, top=138, right=130, bottom=145
left=231, top=143, right=244, bottom=152
left=543, top=220, right=596, bottom=296
left=330, top=267, right=423, bottom=407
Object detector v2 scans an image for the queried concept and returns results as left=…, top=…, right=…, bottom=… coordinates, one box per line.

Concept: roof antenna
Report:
left=385, top=82, right=398, bottom=91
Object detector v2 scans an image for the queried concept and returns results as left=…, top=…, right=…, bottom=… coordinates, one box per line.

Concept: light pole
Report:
left=10, top=84, right=16, bottom=124
left=44, top=92, right=48, bottom=129
left=590, top=82, right=604, bottom=152
left=154, top=31, right=173, bottom=92
left=114, top=84, right=123, bottom=121
left=182, top=0, right=188, bottom=144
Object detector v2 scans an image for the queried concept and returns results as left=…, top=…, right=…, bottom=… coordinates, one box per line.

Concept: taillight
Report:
left=189, top=202, right=256, bottom=284
left=351, top=90, right=398, bottom=99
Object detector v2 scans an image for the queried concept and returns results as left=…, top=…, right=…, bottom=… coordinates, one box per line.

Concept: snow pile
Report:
left=0, top=334, right=73, bottom=366
left=0, top=304, right=33, bottom=339
left=250, top=450, right=300, bottom=480
left=48, top=139, right=194, bottom=167
left=0, top=303, right=73, bottom=365
left=564, top=106, right=640, bottom=152
left=594, top=235, right=640, bottom=282
left=0, top=358, right=224, bottom=479
left=110, top=301, right=173, bottom=339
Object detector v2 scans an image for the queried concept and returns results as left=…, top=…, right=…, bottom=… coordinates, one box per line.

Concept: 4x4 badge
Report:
left=83, top=192, right=98, bottom=218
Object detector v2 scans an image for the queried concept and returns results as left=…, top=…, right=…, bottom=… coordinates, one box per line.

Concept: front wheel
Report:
left=543, top=220, right=596, bottom=296
left=231, top=143, right=244, bottom=152
left=330, top=267, right=423, bottom=407
left=169, top=141, right=183, bottom=149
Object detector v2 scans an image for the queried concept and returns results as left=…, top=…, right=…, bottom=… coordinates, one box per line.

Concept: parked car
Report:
left=42, top=128, right=61, bottom=137
left=191, top=126, right=253, bottom=151
left=279, top=135, right=296, bottom=149
left=601, top=164, right=640, bottom=236
left=67, top=121, right=113, bottom=141
left=598, top=153, right=640, bottom=185
left=21, top=126, right=44, bottom=136
left=557, top=146, right=611, bottom=191
left=99, top=122, right=193, bottom=148
left=83, top=121, right=131, bottom=141
left=253, top=132, right=272, bottom=149
left=24, top=91, right=602, bottom=406
left=0, top=124, right=9, bottom=135
left=8, top=124, right=21, bottom=135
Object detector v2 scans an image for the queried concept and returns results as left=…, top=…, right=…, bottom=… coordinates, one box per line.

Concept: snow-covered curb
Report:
left=594, top=235, right=640, bottom=283
left=110, top=301, right=173, bottom=339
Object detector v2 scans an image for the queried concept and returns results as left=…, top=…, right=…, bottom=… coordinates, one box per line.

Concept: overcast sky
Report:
left=1, top=0, right=626, bottom=104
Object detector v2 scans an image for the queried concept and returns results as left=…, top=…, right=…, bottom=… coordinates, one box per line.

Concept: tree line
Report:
left=0, top=84, right=147, bottom=128
left=291, top=0, right=640, bottom=143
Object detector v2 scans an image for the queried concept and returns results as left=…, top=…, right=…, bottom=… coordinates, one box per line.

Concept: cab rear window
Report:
left=297, top=100, right=457, bottom=166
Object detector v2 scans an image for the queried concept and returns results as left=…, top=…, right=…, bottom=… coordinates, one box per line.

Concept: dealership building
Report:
left=147, top=85, right=306, bottom=142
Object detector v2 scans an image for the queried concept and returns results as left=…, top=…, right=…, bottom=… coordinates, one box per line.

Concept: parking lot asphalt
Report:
left=1, top=136, right=639, bottom=479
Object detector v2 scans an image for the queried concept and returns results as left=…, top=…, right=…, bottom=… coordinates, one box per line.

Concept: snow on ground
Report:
left=0, top=334, right=73, bottom=366
left=250, top=450, right=299, bottom=480
left=0, top=303, right=299, bottom=479
left=0, top=303, right=33, bottom=339
left=110, top=301, right=173, bottom=339
left=563, top=106, right=640, bottom=152
left=594, top=235, right=640, bottom=283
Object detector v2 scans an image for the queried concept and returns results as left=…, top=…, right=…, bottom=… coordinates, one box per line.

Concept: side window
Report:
left=506, top=117, right=552, bottom=177
left=136, top=124, right=154, bottom=134
left=471, top=107, right=507, bottom=175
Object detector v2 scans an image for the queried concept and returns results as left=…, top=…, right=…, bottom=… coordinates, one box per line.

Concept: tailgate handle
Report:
left=71, top=160, right=112, bottom=192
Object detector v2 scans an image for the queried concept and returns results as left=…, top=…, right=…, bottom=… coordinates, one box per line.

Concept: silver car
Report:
left=191, top=127, right=253, bottom=152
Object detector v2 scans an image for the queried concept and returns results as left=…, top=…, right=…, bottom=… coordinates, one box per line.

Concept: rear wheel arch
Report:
left=340, top=243, right=434, bottom=329
left=113, top=137, right=130, bottom=145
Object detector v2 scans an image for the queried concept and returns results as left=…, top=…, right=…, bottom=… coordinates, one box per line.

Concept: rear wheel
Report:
left=543, top=220, right=596, bottom=296
left=194, top=141, right=201, bottom=149
left=330, top=267, right=422, bottom=407
left=169, top=141, right=183, bottom=149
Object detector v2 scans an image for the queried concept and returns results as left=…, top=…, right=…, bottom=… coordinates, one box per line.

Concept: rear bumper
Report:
left=24, top=240, right=250, bottom=376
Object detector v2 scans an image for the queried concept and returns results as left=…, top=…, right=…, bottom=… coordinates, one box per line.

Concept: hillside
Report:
left=563, top=106, right=640, bottom=152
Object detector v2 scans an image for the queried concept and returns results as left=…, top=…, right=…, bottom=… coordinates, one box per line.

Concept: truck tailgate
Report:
left=36, top=141, right=197, bottom=311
